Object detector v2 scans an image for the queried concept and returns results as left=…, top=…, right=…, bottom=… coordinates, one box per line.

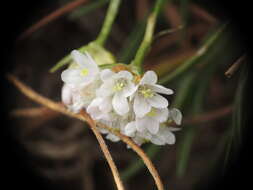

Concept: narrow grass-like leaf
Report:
left=159, top=23, right=228, bottom=85
left=68, top=0, right=109, bottom=20
left=224, top=62, right=248, bottom=168
left=118, top=21, right=146, bottom=64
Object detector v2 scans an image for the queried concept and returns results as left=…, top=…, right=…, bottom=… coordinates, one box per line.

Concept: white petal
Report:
left=98, top=97, right=112, bottom=113
left=124, top=122, right=137, bottom=137
left=136, top=117, right=159, bottom=134
left=85, top=52, right=98, bottom=67
left=133, top=94, right=151, bottom=117
left=137, top=130, right=152, bottom=140
left=150, top=136, right=166, bottom=145
left=106, top=133, right=120, bottom=142
left=86, top=98, right=103, bottom=119
left=61, top=69, right=84, bottom=84
left=61, top=84, right=73, bottom=105
left=135, top=118, right=147, bottom=132
left=154, top=108, right=169, bottom=122
left=170, top=108, right=183, bottom=125
left=96, top=80, right=114, bottom=97
left=164, top=131, right=176, bottom=144
left=160, top=127, right=176, bottom=144
left=112, top=93, right=129, bottom=115
left=100, top=69, right=115, bottom=82
left=150, top=84, right=174, bottom=95
left=122, top=82, right=137, bottom=97
left=99, top=128, right=108, bottom=134
left=71, top=50, right=88, bottom=67
left=115, top=70, right=133, bottom=80
left=71, top=50, right=99, bottom=75
left=140, top=71, right=157, bottom=85
left=132, top=136, right=145, bottom=146
left=147, top=94, right=168, bottom=108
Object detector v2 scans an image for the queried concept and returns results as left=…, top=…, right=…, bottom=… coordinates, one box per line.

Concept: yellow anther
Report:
left=113, top=82, right=125, bottom=91
left=140, top=88, right=154, bottom=98
left=80, top=68, right=89, bottom=76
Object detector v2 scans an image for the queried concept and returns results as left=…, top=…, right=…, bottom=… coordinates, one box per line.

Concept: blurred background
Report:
left=2, top=0, right=251, bottom=190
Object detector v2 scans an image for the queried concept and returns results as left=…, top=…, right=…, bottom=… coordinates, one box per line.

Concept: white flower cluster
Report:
left=61, top=50, right=182, bottom=146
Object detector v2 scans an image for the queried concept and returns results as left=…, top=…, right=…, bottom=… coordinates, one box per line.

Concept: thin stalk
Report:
left=50, top=0, right=121, bottom=73
left=131, top=0, right=167, bottom=74
left=95, top=0, right=121, bottom=46
left=7, top=74, right=165, bottom=190
left=7, top=74, right=125, bottom=190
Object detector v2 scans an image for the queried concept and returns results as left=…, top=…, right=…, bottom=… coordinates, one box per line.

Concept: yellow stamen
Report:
left=113, top=82, right=125, bottom=91
left=140, top=88, right=154, bottom=98
left=80, top=68, right=89, bottom=76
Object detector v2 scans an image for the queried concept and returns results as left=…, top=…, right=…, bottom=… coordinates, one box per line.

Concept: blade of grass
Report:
left=131, top=0, right=167, bottom=74
left=159, top=23, right=229, bottom=85
left=118, top=21, right=146, bottom=64
left=95, top=0, right=122, bottom=46
left=50, top=0, right=121, bottom=73
left=224, top=61, right=249, bottom=168
left=176, top=55, right=221, bottom=177
left=68, top=0, right=109, bottom=20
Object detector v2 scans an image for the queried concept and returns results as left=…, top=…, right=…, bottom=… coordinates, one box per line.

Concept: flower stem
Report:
left=7, top=74, right=125, bottom=190
left=132, top=0, right=167, bottom=74
left=8, top=74, right=164, bottom=190
left=95, top=0, right=122, bottom=46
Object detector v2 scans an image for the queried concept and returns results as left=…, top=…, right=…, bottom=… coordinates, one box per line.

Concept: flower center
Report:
left=113, top=79, right=126, bottom=92
left=80, top=68, right=89, bottom=76
left=146, top=108, right=157, bottom=117
left=139, top=86, right=154, bottom=98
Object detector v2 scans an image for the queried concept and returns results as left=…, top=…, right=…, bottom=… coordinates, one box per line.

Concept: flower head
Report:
left=60, top=51, right=182, bottom=147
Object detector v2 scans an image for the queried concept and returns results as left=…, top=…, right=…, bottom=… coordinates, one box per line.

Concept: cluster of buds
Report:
left=61, top=50, right=182, bottom=146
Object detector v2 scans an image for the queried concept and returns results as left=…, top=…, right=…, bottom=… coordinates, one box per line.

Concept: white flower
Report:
left=86, top=97, right=113, bottom=120
left=150, top=127, right=179, bottom=145
left=61, top=83, right=84, bottom=113
left=61, top=50, right=99, bottom=86
left=169, top=108, right=182, bottom=125
left=133, top=71, right=173, bottom=118
left=61, top=78, right=101, bottom=113
left=124, top=107, right=168, bottom=135
left=96, top=69, right=137, bottom=116
left=136, top=107, right=169, bottom=134
left=124, top=122, right=151, bottom=146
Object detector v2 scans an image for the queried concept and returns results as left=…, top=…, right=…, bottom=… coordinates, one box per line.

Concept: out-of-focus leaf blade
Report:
left=118, top=21, right=146, bottom=64
left=68, top=0, right=109, bottom=20
left=159, top=23, right=228, bottom=84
